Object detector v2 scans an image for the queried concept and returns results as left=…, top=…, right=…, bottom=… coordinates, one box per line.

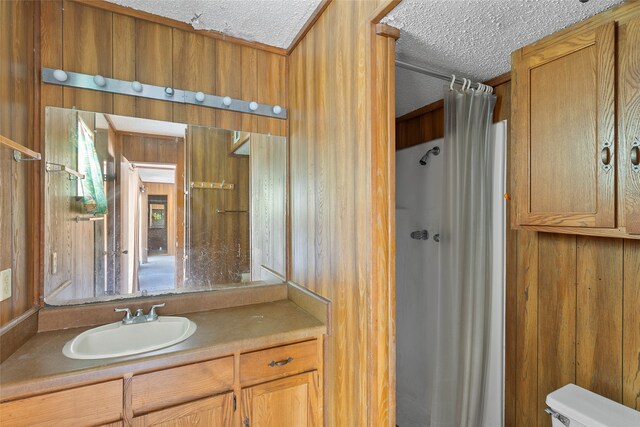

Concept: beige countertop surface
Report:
left=0, top=299, right=325, bottom=401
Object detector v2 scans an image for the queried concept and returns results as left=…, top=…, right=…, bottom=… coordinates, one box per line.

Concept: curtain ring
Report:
left=450, top=74, right=456, bottom=91
left=462, top=78, right=467, bottom=91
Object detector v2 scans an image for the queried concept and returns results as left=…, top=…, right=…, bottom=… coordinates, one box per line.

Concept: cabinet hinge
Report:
left=233, top=394, right=237, bottom=411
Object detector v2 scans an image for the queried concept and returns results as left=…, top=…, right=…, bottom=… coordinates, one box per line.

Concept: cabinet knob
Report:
left=631, top=145, right=640, bottom=172
left=600, top=146, right=612, bottom=172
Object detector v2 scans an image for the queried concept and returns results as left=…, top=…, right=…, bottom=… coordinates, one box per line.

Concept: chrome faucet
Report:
left=114, top=303, right=165, bottom=325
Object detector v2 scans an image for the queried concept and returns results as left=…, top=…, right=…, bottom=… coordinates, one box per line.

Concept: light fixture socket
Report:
left=53, top=69, right=68, bottom=82
left=93, top=75, right=106, bottom=87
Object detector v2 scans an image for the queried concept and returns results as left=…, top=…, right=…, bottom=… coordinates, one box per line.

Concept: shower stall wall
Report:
left=396, top=121, right=507, bottom=427
left=396, top=138, right=443, bottom=426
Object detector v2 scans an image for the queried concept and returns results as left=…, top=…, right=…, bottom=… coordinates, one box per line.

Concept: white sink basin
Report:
left=63, top=316, right=197, bottom=360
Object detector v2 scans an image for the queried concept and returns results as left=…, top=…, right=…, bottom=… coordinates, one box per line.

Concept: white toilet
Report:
left=546, top=383, right=640, bottom=427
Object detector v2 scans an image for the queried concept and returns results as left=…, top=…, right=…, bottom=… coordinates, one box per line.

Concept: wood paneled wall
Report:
left=289, top=0, right=397, bottom=425
left=397, top=69, right=640, bottom=427
left=514, top=234, right=640, bottom=426
left=0, top=0, right=36, bottom=327
left=250, top=134, right=286, bottom=281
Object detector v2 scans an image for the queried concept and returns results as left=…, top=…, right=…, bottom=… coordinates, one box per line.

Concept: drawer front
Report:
left=240, top=340, right=318, bottom=386
left=0, top=380, right=123, bottom=427
left=131, top=356, right=234, bottom=415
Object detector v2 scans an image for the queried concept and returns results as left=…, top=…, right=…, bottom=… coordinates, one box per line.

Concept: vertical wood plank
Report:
left=537, top=233, right=576, bottom=427
left=172, top=29, right=216, bottom=127
left=515, top=231, right=538, bottom=427
left=623, top=239, right=640, bottom=409
left=257, top=51, right=287, bottom=136
left=135, top=20, right=172, bottom=121
left=112, top=14, right=136, bottom=117
left=215, top=40, right=242, bottom=132
left=1, top=0, right=35, bottom=324
left=62, top=0, right=113, bottom=113
left=289, top=37, right=307, bottom=285
left=576, top=236, right=623, bottom=402
left=241, top=47, right=259, bottom=133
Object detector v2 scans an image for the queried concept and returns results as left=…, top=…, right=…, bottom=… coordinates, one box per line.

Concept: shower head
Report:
left=419, top=146, right=440, bottom=165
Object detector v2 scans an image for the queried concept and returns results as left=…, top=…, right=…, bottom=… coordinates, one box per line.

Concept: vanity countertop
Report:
left=0, top=299, right=325, bottom=401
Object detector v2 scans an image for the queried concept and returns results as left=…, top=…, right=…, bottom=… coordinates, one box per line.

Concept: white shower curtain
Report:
left=429, top=85, right=502, bottom=427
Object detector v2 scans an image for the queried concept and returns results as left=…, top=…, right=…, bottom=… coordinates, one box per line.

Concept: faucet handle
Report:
left=147, top=303, right=165, bottom=320
left=114, top=308, right=133, bottom=322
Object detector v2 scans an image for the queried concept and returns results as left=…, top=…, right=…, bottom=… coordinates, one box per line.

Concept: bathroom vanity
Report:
left=0, top=290, right=326, bottom=427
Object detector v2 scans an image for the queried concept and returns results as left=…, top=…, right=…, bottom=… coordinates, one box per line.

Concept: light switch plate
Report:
left=0, top=268, right=11, bottom=301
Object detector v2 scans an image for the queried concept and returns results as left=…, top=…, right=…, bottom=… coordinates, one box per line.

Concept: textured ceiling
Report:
left=106, top=0, right=322, bottom=49
left=385, top=0, right=624, bottom=117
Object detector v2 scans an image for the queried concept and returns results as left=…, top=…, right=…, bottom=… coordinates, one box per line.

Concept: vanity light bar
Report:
left=42, top=68, right=287, bottom=120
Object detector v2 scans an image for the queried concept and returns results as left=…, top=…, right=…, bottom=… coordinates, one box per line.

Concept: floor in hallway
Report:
left=138, top=255, right=176, bottom=292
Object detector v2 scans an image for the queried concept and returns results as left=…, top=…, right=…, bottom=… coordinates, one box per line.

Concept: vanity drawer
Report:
left=131, top=356, right=234, bottom=415
left=240, top=339, right=318, bottom=385
left=0, top=380, right=123, bottom=427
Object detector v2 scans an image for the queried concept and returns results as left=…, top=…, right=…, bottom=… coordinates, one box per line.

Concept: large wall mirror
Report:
left=44, top=107, right=286, bottom=305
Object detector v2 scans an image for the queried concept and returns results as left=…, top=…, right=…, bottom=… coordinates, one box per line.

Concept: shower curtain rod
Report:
left=395, top=60, right=490, bottom=89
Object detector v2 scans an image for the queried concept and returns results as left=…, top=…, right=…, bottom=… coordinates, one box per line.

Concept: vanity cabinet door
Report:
left=619, top=15, right=640, bottom=234
left=240, top=371, right=321, bottom=427
left=512, top=21, right=616, bottom=228
left=131, top=393, right=234, bottom=427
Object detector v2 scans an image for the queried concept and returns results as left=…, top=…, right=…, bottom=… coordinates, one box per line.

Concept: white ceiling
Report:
left=106, top=0, right=322, bottom=49
left=384, top=0, right=624, bottom=117
left=106, top=114, right=187, bottom=138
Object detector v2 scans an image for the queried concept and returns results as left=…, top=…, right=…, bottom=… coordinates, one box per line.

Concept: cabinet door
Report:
left=241, top=371, right=321, bottom=427
left=513, top=22, right=616, bottom=227
left=131, top=393, right=234, bottom=427
left=620, top=15, right=640, bottom=234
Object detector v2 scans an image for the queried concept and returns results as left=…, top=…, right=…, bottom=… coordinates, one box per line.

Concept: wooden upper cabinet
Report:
left=619, top=15, right=640, bottom=234
left=513, top=22, right=616, bottom=228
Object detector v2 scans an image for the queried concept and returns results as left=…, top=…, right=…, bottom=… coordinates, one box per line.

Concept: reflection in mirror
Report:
left=44, top=107, right=286, bottom=305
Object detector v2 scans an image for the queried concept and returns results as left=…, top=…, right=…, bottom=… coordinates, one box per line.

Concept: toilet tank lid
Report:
left=546, top=384, right=640, bottom=427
